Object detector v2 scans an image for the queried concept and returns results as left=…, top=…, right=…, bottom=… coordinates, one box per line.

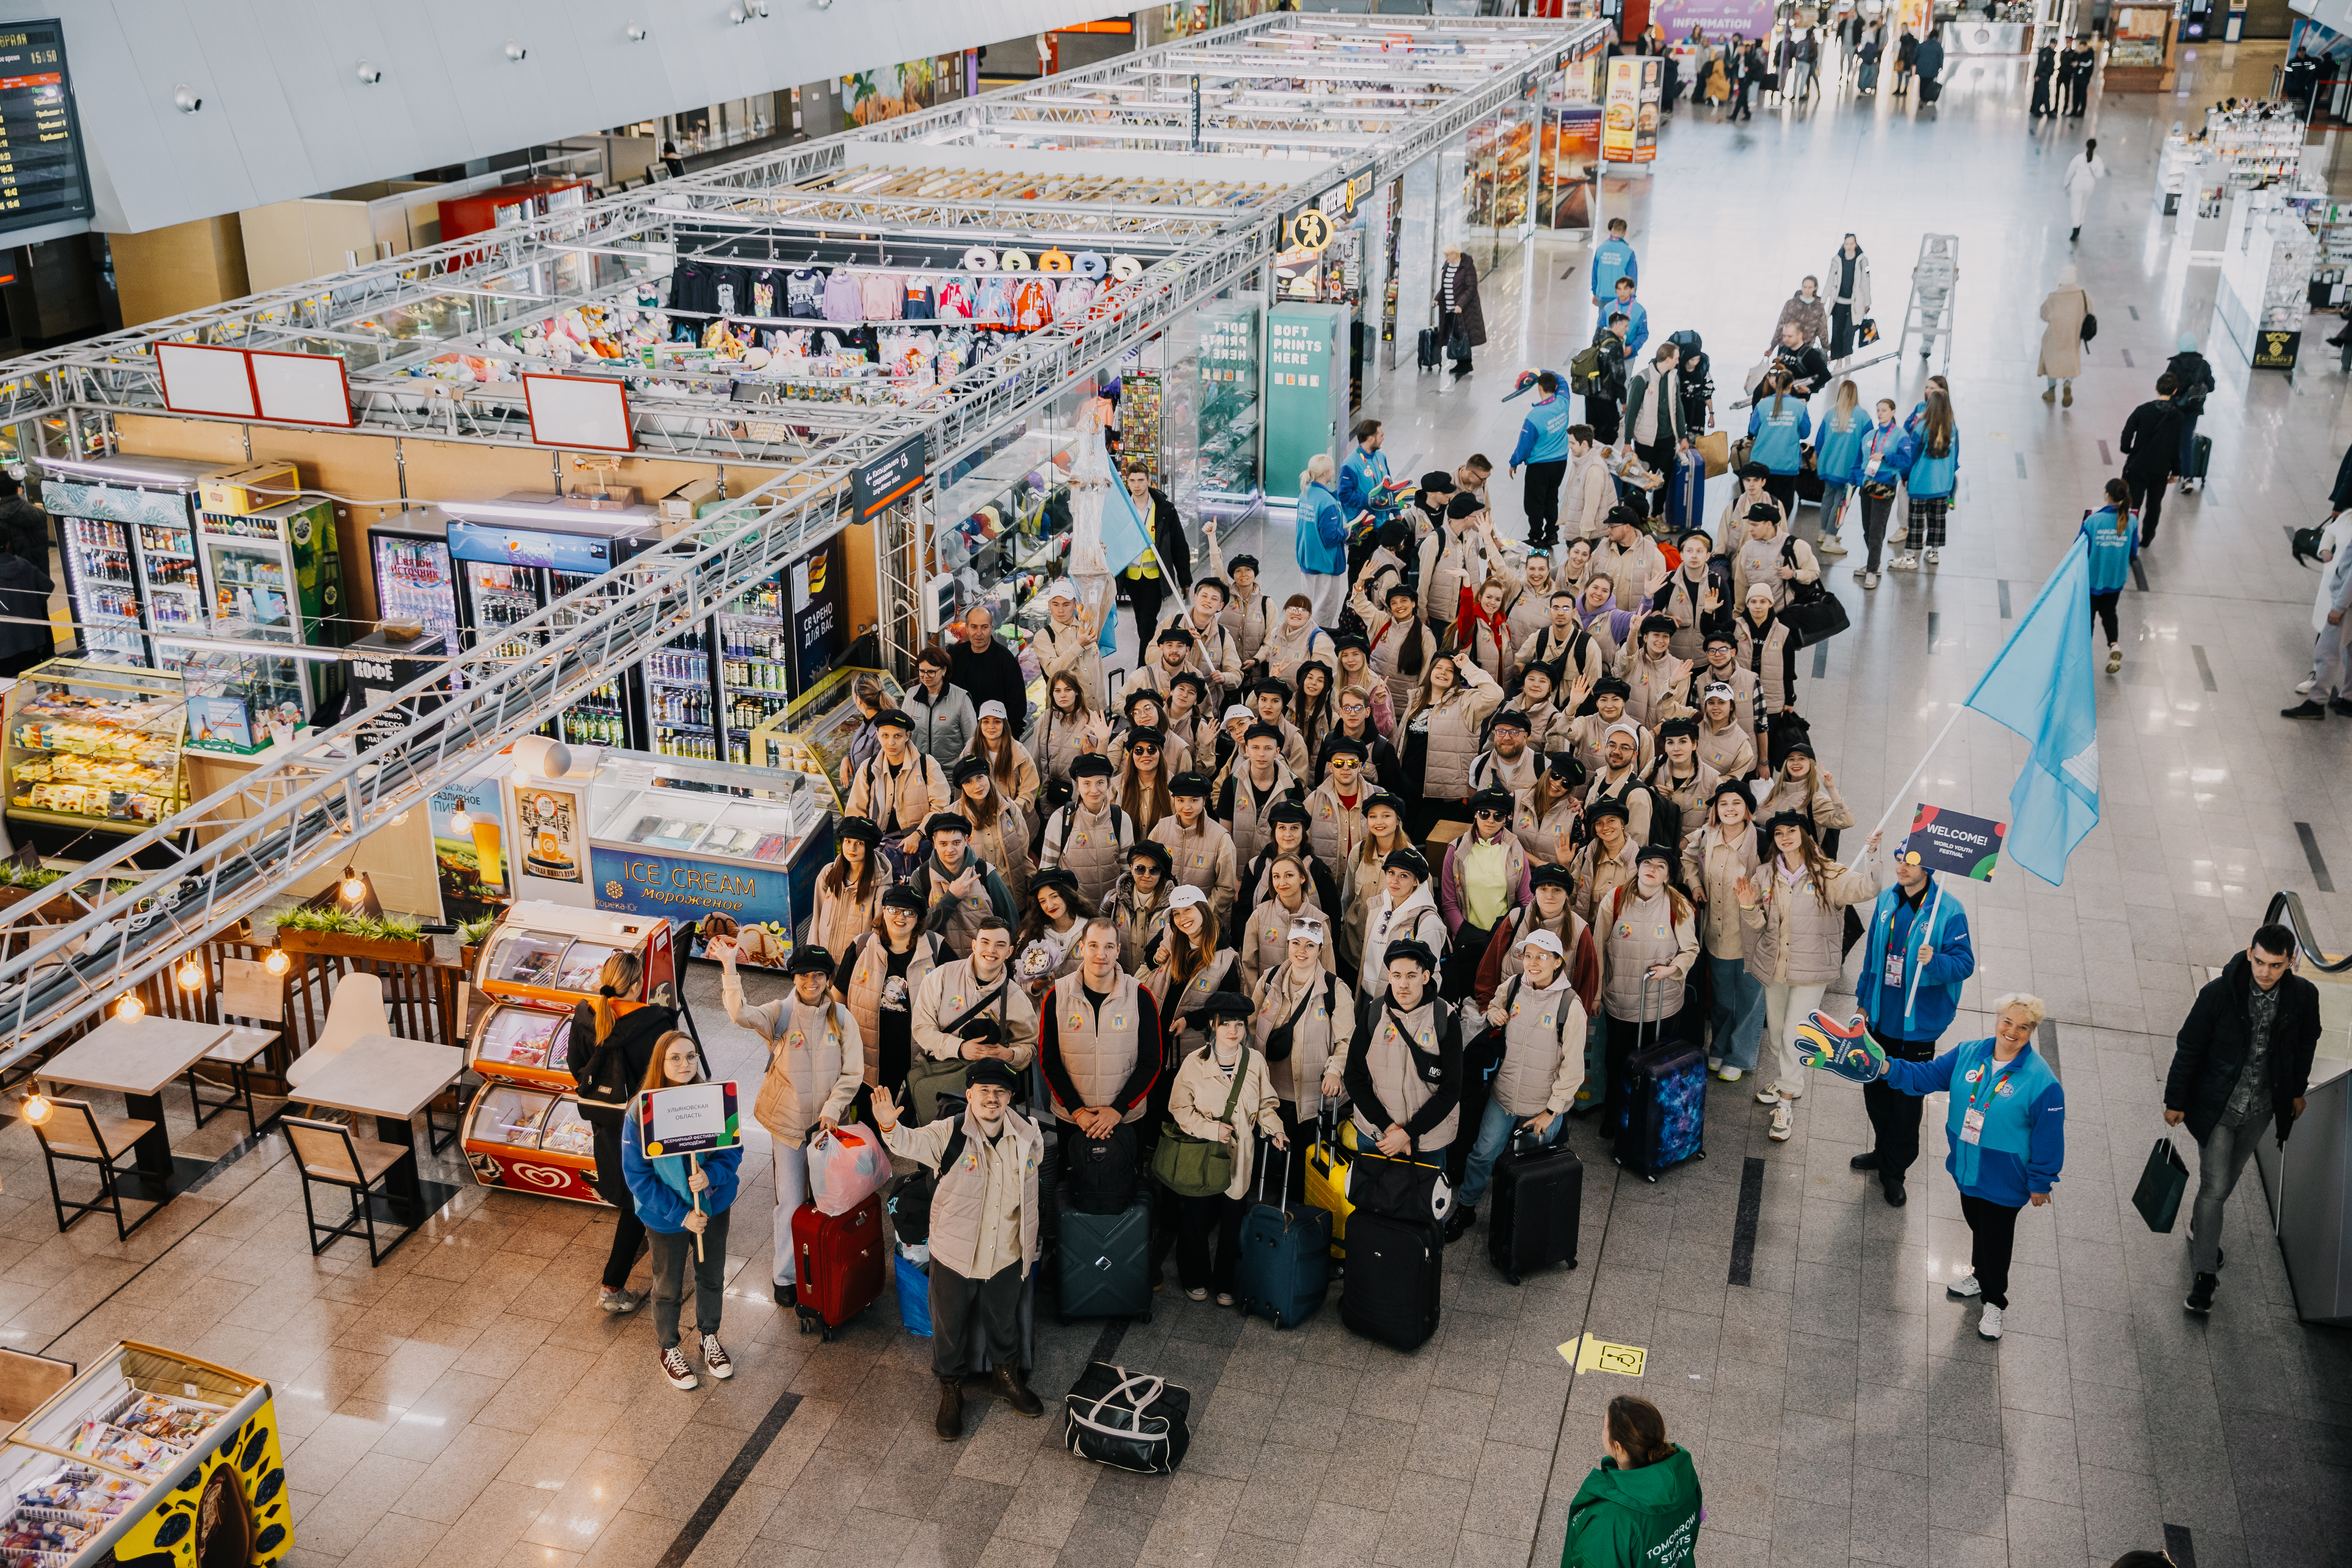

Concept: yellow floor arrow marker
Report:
left=1557, top=1332, right=1648, bottom=1377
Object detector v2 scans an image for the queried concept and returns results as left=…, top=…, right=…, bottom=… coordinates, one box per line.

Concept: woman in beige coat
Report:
left=1756, top=742, right=1856, bottom=855
left=1739, top=818, right=1883, bottom=1143
left=2037, top=265, right=2091, bottom=407
left=1682, top=781, right=1766, bottom=1083
left=811, top=818, right=892, bottom=959
left=1167, top=990, right=1287, bottom=1303
left=1251, top=918, right=1350, bottom=1196
left=1401, top=651, right=1504, bottom=838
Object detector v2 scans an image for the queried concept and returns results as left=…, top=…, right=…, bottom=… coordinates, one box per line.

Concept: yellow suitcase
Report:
left=1305, top=1111, right=1357, bottom=1259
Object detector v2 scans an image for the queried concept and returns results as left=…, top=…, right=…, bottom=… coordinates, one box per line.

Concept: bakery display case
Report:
left=4, top=661, right=190, bottom=858
left=179, top=632, right=311, bottom=756
left=1466, top=98, right=1536, bottom=241
left=0, top=1341, right=287, bottom=1567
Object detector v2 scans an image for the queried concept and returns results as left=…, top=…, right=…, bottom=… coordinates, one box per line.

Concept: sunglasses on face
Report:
left=1131, top=742, right=1160, bottom=753
left=1475, top=809, right=1506, bottom=821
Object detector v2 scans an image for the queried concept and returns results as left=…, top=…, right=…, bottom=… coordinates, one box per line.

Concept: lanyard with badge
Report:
left=1960, top=1051, right=2020, bottom=1145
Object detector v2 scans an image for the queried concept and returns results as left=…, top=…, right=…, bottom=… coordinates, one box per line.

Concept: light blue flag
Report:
left=1099, top=477, right=1150, bottom=576
left=1964, top=537, right=2099, bottom=886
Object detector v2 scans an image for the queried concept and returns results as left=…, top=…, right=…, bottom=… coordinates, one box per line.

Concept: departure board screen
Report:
left=0, top=21, right=89, bottom=235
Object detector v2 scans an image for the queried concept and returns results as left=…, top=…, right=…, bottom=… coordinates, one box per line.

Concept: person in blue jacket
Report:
left=1506, top=370, right=1575, bottom=550
left=1893, top=383, right=1958, bottom=572
left=1878, top=993, right=2063, bottom=1342
left=1844, top=397, right=1910, bottom=588
left=1811, top=381, right=1867, bottom=562
left=624, top=1029, right=745, bottom=1390
left=2080, top=477, right=2138, bottom=675
left=1337, top=418, right=1390, bottom=520
left=1849, top=842, right=1975, bottom=1208
left=1297, top=452, right=1352, bottom=632
left=1591, top=217, right=1638, bottom=308
left=1610, top=276, right=1649, bottom=360
left=1744, top=370, right=1813, bottom=516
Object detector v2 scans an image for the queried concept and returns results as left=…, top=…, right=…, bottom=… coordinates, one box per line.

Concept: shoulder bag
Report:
left=1152, top=1049, right=1253, bottom=1197
left=1775, top=537, right=1850, bottom=647
left=907, top=967, right=1010, bottom=1123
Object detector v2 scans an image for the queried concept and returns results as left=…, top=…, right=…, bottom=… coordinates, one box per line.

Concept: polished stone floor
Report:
left=5, top=38, right=2350, bottom=1568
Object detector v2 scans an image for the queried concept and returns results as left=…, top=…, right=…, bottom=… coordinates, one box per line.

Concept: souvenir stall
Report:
left=2218, top=187, right=2316, bottom=370
left=462, top=898, right=680, bottom=1203
left=0, top=1342, right=289, bottom=1567
left=2101, top=4, right=2177, bottom=90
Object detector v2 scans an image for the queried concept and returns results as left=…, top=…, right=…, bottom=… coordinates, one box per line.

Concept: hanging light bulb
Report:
left=176, top=957, right=205, bottom=991
left=21, top=1093, right=52, bottom=1126
left=263, top=948, right=290, bottom=976
left=114, top=993, right=144, bottom=1021
left=341, top=868, right=367, bottom=904
left=448, top=807, right=473, bottom=834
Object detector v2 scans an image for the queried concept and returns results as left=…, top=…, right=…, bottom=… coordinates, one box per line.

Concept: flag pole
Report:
left=1867, top=704, right=1969, bottom=840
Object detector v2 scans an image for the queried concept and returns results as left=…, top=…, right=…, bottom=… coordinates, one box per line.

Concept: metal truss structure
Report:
left=0, top=10, right=1602, bottom=1065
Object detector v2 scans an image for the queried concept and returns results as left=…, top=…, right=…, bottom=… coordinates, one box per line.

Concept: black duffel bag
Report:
left=1064, top=1361, right=1192, bottom=1475
left=1065, top=1121, right=1141, bottom=1215
left=1778, top=538, right=1851, bottom=647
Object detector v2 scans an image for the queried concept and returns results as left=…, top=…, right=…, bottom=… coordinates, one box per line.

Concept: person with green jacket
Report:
left=1563, top=1396, right=1702, bottom=1568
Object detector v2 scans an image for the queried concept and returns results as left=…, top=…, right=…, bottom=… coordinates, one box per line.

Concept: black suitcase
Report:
left=1417, top=328, right=1441, bottom=371
left=1919, top=76, right=1942, bottom=103
left=1056, top=1187, right=1154, bottom=1324
left=1488, top=1132, right=1582, bottom=1285
left=1066, top=1122, right=1140, bottom=1215
left=1339, top=1209, right=1442, bottom=1351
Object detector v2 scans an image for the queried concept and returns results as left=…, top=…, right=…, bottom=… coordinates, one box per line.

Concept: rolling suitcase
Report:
left=1304, top=1102, right=1357, bottom=1261
left=1056, top=1186, right=1154, bottom=1324
left=1066, top=1122, right=1141, bottom=1215
left=2189, top=433, right=2211, bottom=481
left=1666, top=448, right=1708, bottom=537
left=793, top=1194, right=887, bottom=1341
left=1417, top=328, right=1442, bottom=371
left=1234, top=1143, right=1331, bottom=1329
left=1339, top=1209, right=1443, bottom=1351
left=1612, top=976, right=1708, bottom=1182
left=1919, top=76, right=1942, bottom=103
left=1488, top=1129, right=1582, bottom=1285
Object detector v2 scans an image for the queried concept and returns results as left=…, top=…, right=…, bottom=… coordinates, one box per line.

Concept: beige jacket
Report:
left=1682, top=822, right=1762, bottom=959
left=812, top=865, right=890, bottom=959
left=1729, top=524, right=1820, bottom=614
left=1403, top=659, right=1504, bottom=803
left=1739, top=849, right=1880, bottom=985
left=1482, top=974, right=1587, bottom=1117
left=911, top=956, right=1039, bottom=1070
left=1252, top=962, right=1353, bottom=1118
left=1759, top=771, right=1856, bottom=833
left=1150, top=812, right=1239, bottom=927
left=1033, top=620, right=1104, bottom=719
left=1168, top=1045, right=1287, bottom=1200
left=1590, top=884, right=1700, bottom=1023
left=882, top=1105, right=1043, bottom=1281
left=846, top=750, right=949, bottom=835
left=727, top=978, right=865, bottom=1148
left=959, top=738, right=1043, bottom=814
left=2037, top=285, right=2091, bottom=380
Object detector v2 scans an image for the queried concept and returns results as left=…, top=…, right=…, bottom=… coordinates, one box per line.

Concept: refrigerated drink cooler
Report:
left=462, top=898, right=680, bottom=1206
left=369, top=506, right=466, bottom=691
left=35, top=455, right=232, bottom=670
left=195, top=493, right=347, bottom=718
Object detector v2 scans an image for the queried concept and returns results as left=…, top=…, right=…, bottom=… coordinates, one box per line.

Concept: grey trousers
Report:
left=2189, top=1118, right=2262, bottom=1275
left=931, top=1261, right=1032, bottom=1377
left=2309, top=615, right=2352, bottom=699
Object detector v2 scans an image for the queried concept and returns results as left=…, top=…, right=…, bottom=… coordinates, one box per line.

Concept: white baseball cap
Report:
left=1169, top=884, right=1209, bottom=911
left=977, top=700, right=1008, bottom=721
left=1288, top=916, right=1327, bottom=946
left=1524, top=929, right=1566, bottom=958
left=1047, top=577, right=1080, bottom=601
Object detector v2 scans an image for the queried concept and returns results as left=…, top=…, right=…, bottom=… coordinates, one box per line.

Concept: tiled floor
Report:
left=6, top=40, right=2352, bottom=1568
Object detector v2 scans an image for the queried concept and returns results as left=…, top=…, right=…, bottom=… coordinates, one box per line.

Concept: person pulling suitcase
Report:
left=1450, top=929, right=1586, bottom=1241
left=873, top=1058, right=1050, bottom=1441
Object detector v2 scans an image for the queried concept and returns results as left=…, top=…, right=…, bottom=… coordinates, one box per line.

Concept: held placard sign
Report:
left=635, top=1081, right=741, bottom=1158
left=1902, top=804, right=2007, bottom=881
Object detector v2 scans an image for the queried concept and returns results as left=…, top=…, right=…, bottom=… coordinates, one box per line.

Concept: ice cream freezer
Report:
left=0, top=1339, right=290, bottom=1566
left=35, top=454, right=236, bottom=671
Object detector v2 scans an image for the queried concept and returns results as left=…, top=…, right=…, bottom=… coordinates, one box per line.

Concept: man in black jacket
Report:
left=2163, top=923, right=2320, bottom=1315
left=946, top=604, right=1028, bottom=738
left=1769, top=321, right=1832, bottom=397
left=2119, top=373, right=2183, bottom=548
left=0, top=537, right=54, bottom=679
left=0, top=474, right=48, bottom=564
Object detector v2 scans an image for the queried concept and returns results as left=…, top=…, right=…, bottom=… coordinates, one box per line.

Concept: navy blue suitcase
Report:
left=1666, top=448, right=1708, bottom=536
left=1417, top=328, right=1442, bottom=371
left=1234, top=1143, right=1330, bottom=1330
left=1056, top=1187, right=1154, bottom=1324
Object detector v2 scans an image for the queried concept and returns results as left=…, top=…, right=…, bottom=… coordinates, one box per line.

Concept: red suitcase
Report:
left=792, top=1194, right=885, bottom=1342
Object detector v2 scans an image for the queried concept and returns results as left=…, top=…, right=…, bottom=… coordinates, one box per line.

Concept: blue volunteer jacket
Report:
left=2078, top=506, right=2139, bottom=595
left=1903, top=405, right=1960, bottom=499
left=1746, top=396, right=1812, bottom=475
left=1846, top=418, right=1908, bottom=487
left=622, top=1113, right=744, bottom=1233
left=1510, top=394, right=1575, bottom=467
left=1338, top=447, right=1391, bottom=517
left=1298, top=481, right=1351, bottom=577
left=1813, top=406, right=1868, bottom=483
left=1592, top=236, right=1639, bottom=302
left=1853, top=875, right=1974, bottom=1043
left=1614, top=297, right=1650, bottom=358
left=1883, top=1040, right=2064, bottom=1207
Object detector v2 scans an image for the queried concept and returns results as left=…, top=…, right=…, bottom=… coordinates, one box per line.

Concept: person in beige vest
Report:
left=1037, top=753, right=1136, bottom=910
left=1741, top=818, right=1884, bottom=1142
left=1454, top=929, right=1585, bottom=1230
left=1590, top=847, right=1699, bottom=1133
left=1509, top=666, right=1570, bottom=756
left=907, top=812, right=1017, bottom=960
left=1252, top=915, right=1351, bottom=1198
left=1167, top=990, right=1288, bottom=1303
left=951, top=759, right=1033, bottom=912
left=717, top=942, right=863, bottom=1307
left=1256, top=596, right=1332, bottom=691
left=1162, top=671, right=1213, bottom=764
left=1105, top=842, right=1175, bottom=975
left=1736, top=584, right=1801, bottom=715
left=1517, top=588, right=1606, bottom=698
left=872, top=1058, right=1047, bottom=1440
left=1585, top=724, right=1656, bottom=844
left=1353, top=579, right=1438, bottom=722
left=1155, top=582, right=1245, bottom=698
left=1136, top=622, right=1209, bottom=701
left=1219, top=726, right=1305, bottom=868
left=1713, top=466, right=1787, bottom=557
left=1682, top=781, right=1767, bottom=1084
left=1345, top=937, right=1465, bottom=1157
left=1468, top=709, right=1542, bottom=798
left=1027, top=671, right=1102, bottom=796
left=1243, top=805, right=1343, bottom=918
left=1355, top=847, right=1450, bottom=1003
left=1402, top=651, right=1504, bottom=837
left=1471, top=862, right=1601, bottom=1015
left=910, top=915, right=1036, bottom=1117
left=1014, top=870, right=1092, bottom=1000
left=1041, top=917, right=1165, bottom=1165
left=1647, top=720, right=1723, bottom=830
left=1729, top=505, right=1820, bottom=615
left=1145, top=884, right=1241, bottom=1063
left=833, top=885, right=941, bottom=1108
left=1564, top=681, right=1655, bottom=783
left=1419, top=493, right=1493, bottom=638
left=1594, top=507, right=1669, bottom=615
left=1111, top=689, right=1196, bottom=780
left=1652, top=532, right=1721, bottom=662
left=1152, top=771, right=1239, bottom=929
left=1341, top=793, right=1414, bottom=978
left=1034, top=580, right=1105, bottom=714
left=1495, top=543, right=1563, bottom=652
left=1239, top=850, right=1338, bottom=991
left=1618, top=616, right=1696, bottom=730
left=964, top=702, right=1042, bottom=815
left=1243, top=681, right=1313, bottom=777
left=1330, top=637, right=1398, bottom=740
left=1303, top=740, right=1370, bottom=882
left=846, top=710, right=951, bottom=872
left=1204, top=527, right=1272, bottom=666
left=1695, top=680, right=1760, bottom=782
left=1574, top=798, right=1642, bottom=925
left=811, top=818, right=893, bottom=959
left=1513, top=754, right=1586, bottom=868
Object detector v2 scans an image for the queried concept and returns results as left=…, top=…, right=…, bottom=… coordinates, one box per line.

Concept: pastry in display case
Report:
left=4, top=660, right=190, bottom=857
left=0, top=1341, right=287, bottom=1567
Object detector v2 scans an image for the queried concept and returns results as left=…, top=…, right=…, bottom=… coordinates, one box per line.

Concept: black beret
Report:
left=1325, top=737, right=1368, bottom=761
left=1383, top=848, right=1430, bottom=878
left=923, top=811, right=973, bottom=837
left=964, top=1057, right=1023, bottom=1093
left=1545, top=752, right=1585, bottom=786
left=1363, top=790, right=1407, bottom=817
left=1419, top=470, right=1455, bottom=492
left=1744, top=503, right=1782, bottom=521
left=951, top=756, right=991, bottom=786
left=1229, top=554, right=1260, bottom=574
left=1071, top=753, right=1115, bottom=779
left=1711, top=778, right=1755, bottom=808
left=1384, top=582, right=1419, bottom=603
left=1244, top=722, right=1286, bottom=745
left=881, top=885, right=926, bottom=913
left=874, top=708, right=915, bottom=731
left=1033, top=866, right=1080, bottom=895
left=1490, top=708, right=1532, bottom=731
left=1635, top=844, right=1675, bottom=867
left=1254, top=677, right=1292, bottom=701
left=1124, top=687, right=1165, bottom=715
left=1531, top=863, right=1575, bottom=891
left=1587, top=798, right=1630, bottom=823
left=1156, top=625, right=1196, bottom=646
left=1446, top=492, right=1485, bottom=520
left=1124, top=725, right=1165, bottom=750
left=1169, top=670, right=1209, bottom=695
left=1334, top=631, right=1371, bottom=654
left=1641, top=613, right=1678, bottom=636
left=1268, top=800, right=1312, bottom=827
left=1189, top=990, right=1256, bottom=1024
left=837, top=816, right=882, bottom=846
left=1763, top=810, right=1814, bottom=837
left=1383, top=938, right=1437, bottom=971
left=1128, top=840, right=1174, bottom=872
left=1169, top=771, right=1212, bottom=797
left=788, top=945, right=835, bottom=975
left=1470, top=788, right=1515, bottom=815
left=1593, top=677, right=1632, bottom=698
left=1658, top=718, right=1699, bottom=740
left=1737, top=461, right=1770, bottom=480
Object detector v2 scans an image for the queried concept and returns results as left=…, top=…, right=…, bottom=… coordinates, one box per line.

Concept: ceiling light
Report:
left=504, top=39, right=528, bottom=63
left=173, top=84, right=201, bottom=113
left=176, top=957, right=205, bottom=991
left=115, top=994, right=145, bottom=1021
left=357, top=61, right=382, bottom=83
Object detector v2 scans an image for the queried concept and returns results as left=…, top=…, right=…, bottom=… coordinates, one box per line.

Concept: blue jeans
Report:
left=1818, top=481, right=1851, bottom=535
left=2177, top=409, right=2201, bottom=479
left=1708, top=954, right=1768, bottom=1071
left=1458, top=1095, right=1568, bottom=1210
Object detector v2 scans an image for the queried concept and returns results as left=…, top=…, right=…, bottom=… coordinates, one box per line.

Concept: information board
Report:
left=0, top=21, right=91, bottom=238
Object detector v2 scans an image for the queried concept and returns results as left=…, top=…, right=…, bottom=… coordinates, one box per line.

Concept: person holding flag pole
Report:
left=623, top=1031, right=743, bottom=1393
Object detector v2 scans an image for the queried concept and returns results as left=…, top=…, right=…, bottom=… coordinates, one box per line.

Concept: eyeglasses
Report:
left=1474, top=809, right=1506, bottom=821
left=1131, top=742, right=1160, bottom=753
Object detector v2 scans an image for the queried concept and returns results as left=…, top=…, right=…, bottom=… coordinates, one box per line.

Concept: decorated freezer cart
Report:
left=461, top=900, right=678, bottom=1205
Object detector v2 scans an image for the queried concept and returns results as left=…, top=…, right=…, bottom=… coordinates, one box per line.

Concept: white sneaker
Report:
left=1945, top=1274, right=1982, bottom=1300
left=1708, top=1056, right=1723, bottom=1071
left=1755, top=1080, right=1791, bottom=1105
left=1977, top=1304, right=2005, bottom=1340
left=2106, top=646, right=2122, bottom=674
left=1860, top=571, right=1880, bottom=589
left=1818, top=535, right=1848, bottom=557
left=1923, top=549, right=1940, bottom=566
left=660, top=1347, right=699, bottom=1391
left=1717, top=1065, right=1745, bottom=1083
left=1186, top=1287, right=1208, bottom=1301
left=1768, top=1102, right=1793, bottom=1141
left=1889, top=553, right=1920, bottom=571
left=2296, top=678, right=2316, bottom=695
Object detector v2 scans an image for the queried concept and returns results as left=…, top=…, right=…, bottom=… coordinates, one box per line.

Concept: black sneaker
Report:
left=2185, top=1273, right=2218, bottom=1314
left=2283, top=701, right=2328, bottom=720
left=1849, top=1151, right=1882, bottom=1171
left=2331, top=699, right=2352, bottom=718
left=1442, top=1205, right=1476, bottom=1243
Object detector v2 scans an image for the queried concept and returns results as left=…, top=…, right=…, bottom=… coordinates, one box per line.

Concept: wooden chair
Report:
left=283, top=1117, right=416, bottom=1266
left=29, top=1098, right=161, bottom=1239
left=187, top=1026, right=280, bottom=1137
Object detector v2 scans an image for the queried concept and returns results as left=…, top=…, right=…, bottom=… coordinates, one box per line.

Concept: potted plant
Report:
left=270, top=906, right=435, bottom=966
left=457, top=912, right=499, bottom=975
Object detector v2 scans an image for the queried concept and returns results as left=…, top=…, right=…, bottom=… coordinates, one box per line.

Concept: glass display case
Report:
left=4, top=659, right=188, bottom=837
left=470, top=1001, right=574, bottom=1080
left=37, top=457, right=228, bottom=670
left=179, top=625, right=311, bottom=755
left=932, top=384, right=1096, bottom=637
left=2103, top=7, right=2175, bottom=87
left=743, top=664, right=897, bottom=800
left=196, top=494, right=346, bottom=718
left=1465, top=98, right=1537, bottom=242
left=586, top=748, right=838, bottom=967
left=1196, top=295, right=1265, bottom=504
left=473, top=898, right=679, bottom=1011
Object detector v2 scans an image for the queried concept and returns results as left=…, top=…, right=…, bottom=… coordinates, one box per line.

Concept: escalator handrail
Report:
left=2264, top=890, right=2352, bottom=974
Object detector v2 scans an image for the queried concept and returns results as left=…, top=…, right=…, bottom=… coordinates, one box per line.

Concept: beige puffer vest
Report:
left=1303, top=782, right=1365, bottom=882
left=1514, top=788, right=1582, bottom=865
left=1683, top=824, right=1761, bottom=959
left=1029, top=706, right=1093, bottom=788
left=1040, top=802, right=1132, bottom=909
left=1490, top=976, right=1585, bottom=1117
left=1735, top=616, right=1795, bottom=711
left=1740, top=859, right=1877, bottom=985
left=1598, top=886, right=1688, bottom=1022
left=1254, top=964, right=1349, bottom=1117
left=1353, top=999, right=1461, bottom=1151
left=845, top=932, right=940, bottom=1083
left=1047, top=971, right=1149, bottom=1123
left=1367, top=614, right=1434, bottom=721
left=813, top=868, right=888, bottom=959
left=1410, top=688, right=1494, bottom=804
left=752, top=996, right=857, bottom=1143
left=1225, top=763, right=1299, bottom=868
left=928, top=1106, right=1044, bottom=1282
left=1148, top=948, right=1238, bottom=1061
